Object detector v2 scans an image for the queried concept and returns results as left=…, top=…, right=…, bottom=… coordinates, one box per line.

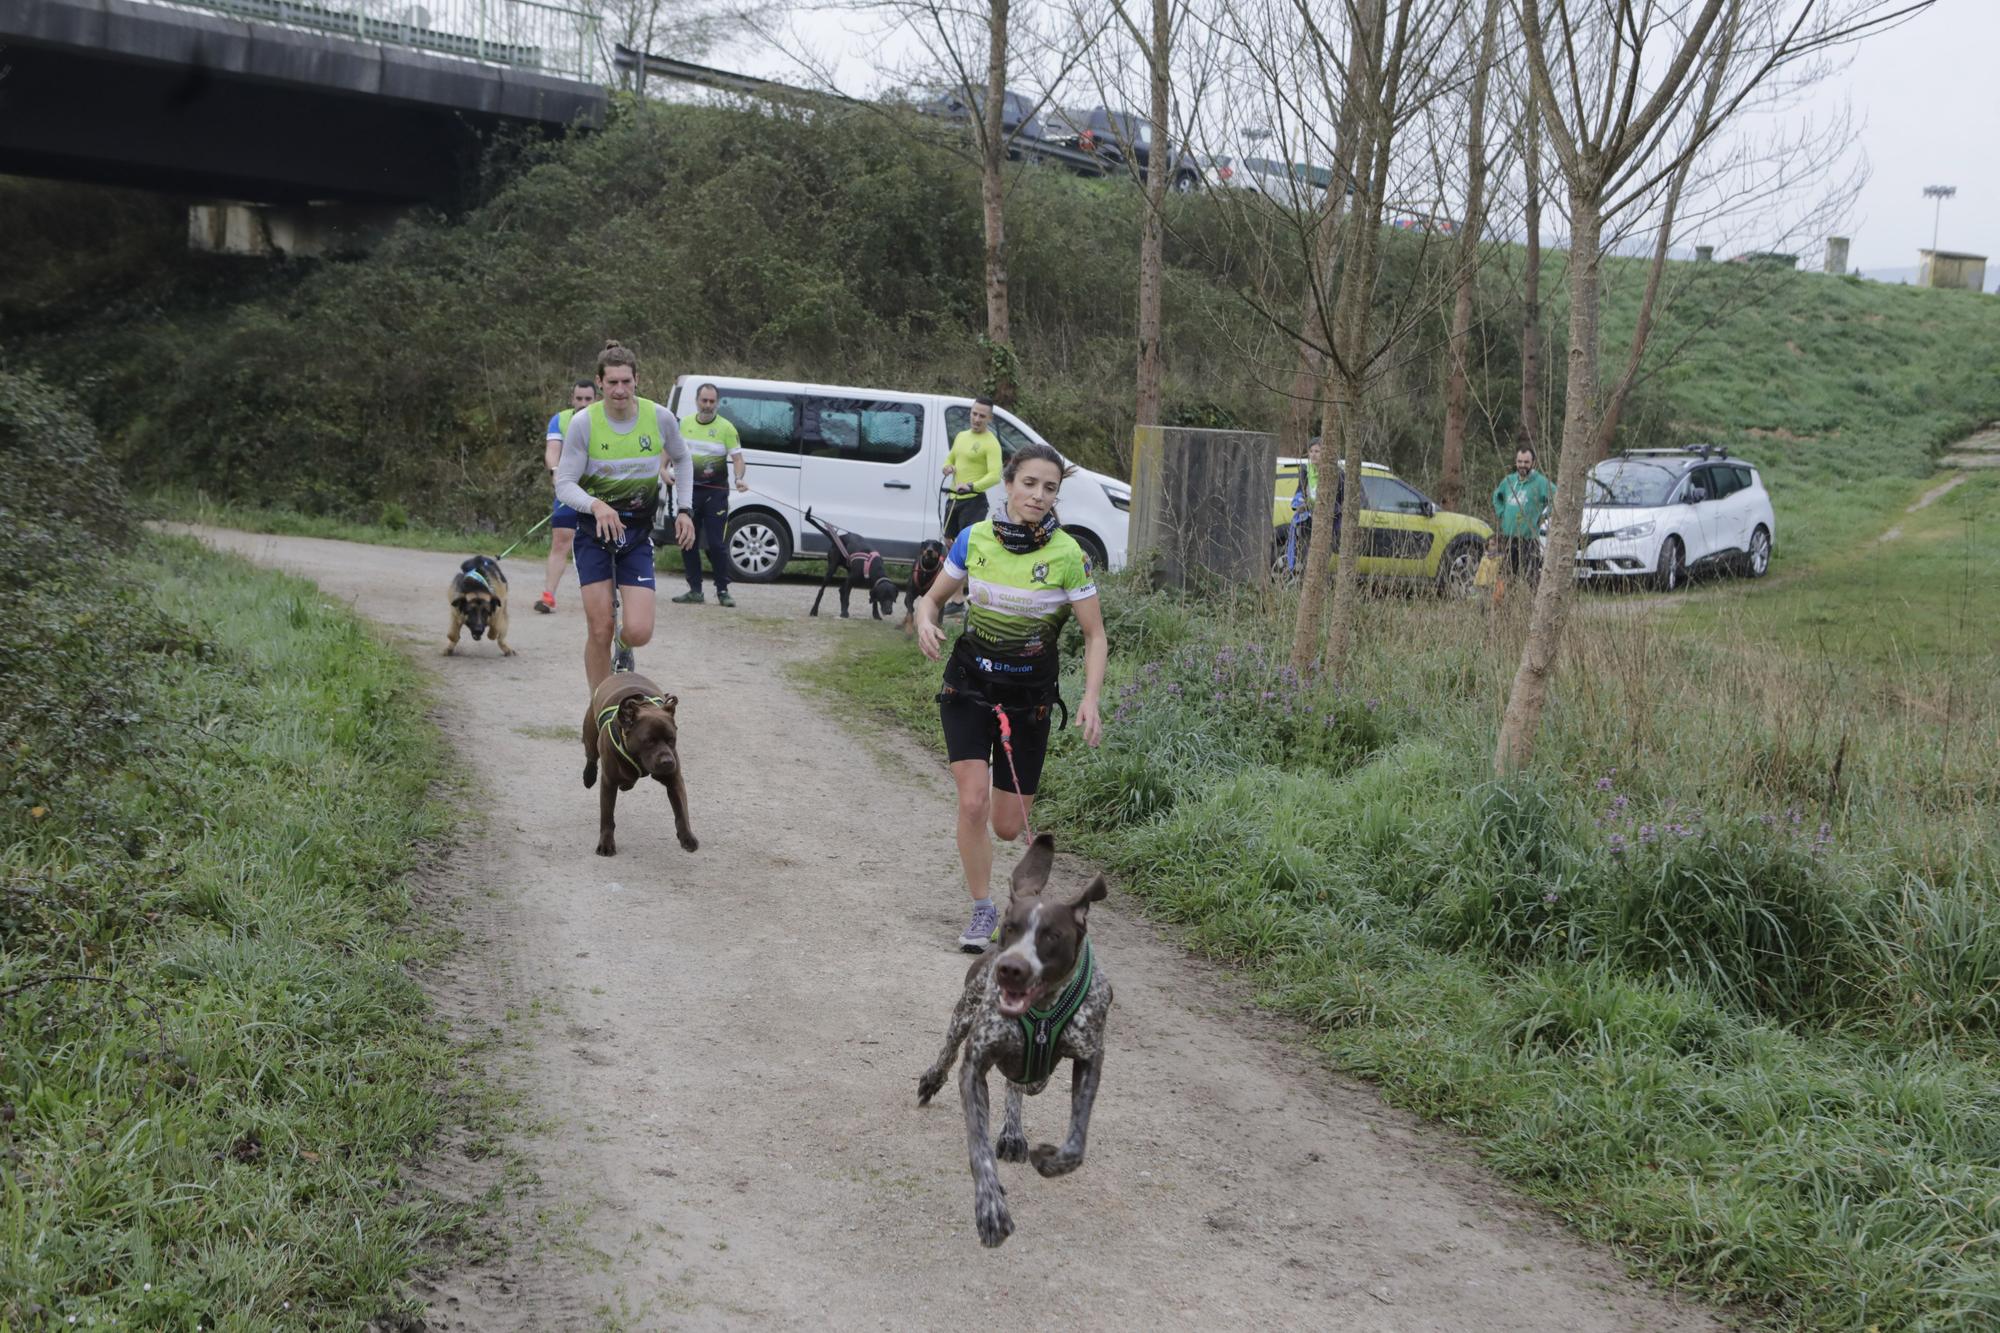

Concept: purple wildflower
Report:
left=1612, top=794, right=1629, bottom=814
left=1165, top=682, right=1183, bottom=697
left=1607, top=833, right=1627, bottom=855
left=1639, top=824, right=1657, bottom=844
left=1365, top=698, right=1379, bottom=712
left=1542, top=889, right=1560, bottom=905
left=1595, top=776, right=1614, bottom=793
left=1260, top=691, right=1277, bottom=703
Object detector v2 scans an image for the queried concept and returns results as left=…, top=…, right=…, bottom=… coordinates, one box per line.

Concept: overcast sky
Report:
left=742, top=0, right=1996, bottom=279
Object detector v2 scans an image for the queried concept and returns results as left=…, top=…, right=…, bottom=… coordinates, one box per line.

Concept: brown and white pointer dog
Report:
left=445, top=555, right=515, bottom=656
left=581, top=672, right=698, bottom=858
left=917, top=834, right=1113, bottom=1247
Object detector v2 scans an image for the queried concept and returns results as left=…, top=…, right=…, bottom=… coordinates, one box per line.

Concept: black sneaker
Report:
left=612, top=639, right=635, bottom=674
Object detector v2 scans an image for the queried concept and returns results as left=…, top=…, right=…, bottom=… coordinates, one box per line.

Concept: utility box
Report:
left=1824, top=236, right=1850, bottom=274
left=1920, top=249, right=1988, bottom=291
left=1129, top=425, right=1277, bottom=589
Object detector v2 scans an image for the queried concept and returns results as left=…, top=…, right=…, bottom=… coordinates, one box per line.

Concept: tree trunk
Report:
left=1438, top=0, right=1502, bottom=512
left=981, top=0, right=1016, bottom=405
left=1495, top=191, right=1601, bottom=773
left=1518, top=96, right=1543, bottom=451
left=1133, top=0, right=1171, bottom=430
left=1286, top=1, right=1375, bottom=676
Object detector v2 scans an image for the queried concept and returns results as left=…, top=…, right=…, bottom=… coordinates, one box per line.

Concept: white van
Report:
left=661, top=375, right=1132, bottom=582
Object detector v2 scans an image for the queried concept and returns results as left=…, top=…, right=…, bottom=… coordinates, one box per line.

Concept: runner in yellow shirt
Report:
left=672, top=382, right=748, bottom=607
left=942, top=395, right=1003, bottom=541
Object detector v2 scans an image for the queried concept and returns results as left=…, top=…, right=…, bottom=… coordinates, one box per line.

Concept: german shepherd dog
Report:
left=803, top=508, right=897, bottom=620
left=446, top=556, right=515, bottom=656
left=900, top=539, right=947, bottom=633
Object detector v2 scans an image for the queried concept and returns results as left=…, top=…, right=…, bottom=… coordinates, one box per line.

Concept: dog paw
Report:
left=678, top=831, right=699, bottom=853
left=1030, top=1144, right=1081, bottom=1178
left=974, top=1194, right=1014, bottom=1248
left=441, top=645, right=455, bottom=656
left=583, top=761, right=597, bottom=789
left=595, top=839, right=616, bottom=857
left=916, top=1069, right=945, bottom=1105
left=995, top=1132, right=1029, bottom=1163
left=500, top=645, right=517, bottom=657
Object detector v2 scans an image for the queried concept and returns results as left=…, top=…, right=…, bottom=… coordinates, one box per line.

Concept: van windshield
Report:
left=1587, top=460, right=1681, bottom=507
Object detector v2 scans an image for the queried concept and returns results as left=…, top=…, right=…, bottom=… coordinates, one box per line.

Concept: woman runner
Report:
left=915, top=442, right=1107, bottom=952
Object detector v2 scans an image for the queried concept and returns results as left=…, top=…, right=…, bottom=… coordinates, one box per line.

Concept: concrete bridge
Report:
left=0, top=0, right=606, bottom=251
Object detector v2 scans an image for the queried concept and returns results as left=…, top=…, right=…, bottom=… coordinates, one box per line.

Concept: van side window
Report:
left=717, top=393, right=800, bottom=454
left=801, top=398, right=924, bottom=464
left=945, top=405, right=1036, bottom=458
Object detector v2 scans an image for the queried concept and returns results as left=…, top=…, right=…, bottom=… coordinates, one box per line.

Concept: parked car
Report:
left=1047, top=106, right=1201, bottom=190
left=913, top=87, right=1048, bottom=155
left=1561, top=447, right=1774, bottom=590
left=1272, top=456, right=1491, bottom=593
left=660, top=376, right=1131, bottom=583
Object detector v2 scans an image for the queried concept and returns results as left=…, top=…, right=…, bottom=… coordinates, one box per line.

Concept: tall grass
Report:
left=819, top=541, right=2000, bottom=1327
left=3, top=370, right=465, bottom=1329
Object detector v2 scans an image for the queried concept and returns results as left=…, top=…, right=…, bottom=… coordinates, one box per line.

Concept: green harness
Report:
left=596, top=695, right=665, bottom=771
left=1017, top=940, right=1094, bottom=1085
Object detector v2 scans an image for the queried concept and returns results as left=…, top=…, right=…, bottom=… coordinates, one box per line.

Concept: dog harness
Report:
left=596, top=694, right=666, bottom=771
left=1017, top=940, right=1094, bottom=1086
left=460, top=568, right=494, bottom=595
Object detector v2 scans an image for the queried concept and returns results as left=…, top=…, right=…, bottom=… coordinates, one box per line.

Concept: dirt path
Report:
left=180, top=526, right=1719, bottom=1333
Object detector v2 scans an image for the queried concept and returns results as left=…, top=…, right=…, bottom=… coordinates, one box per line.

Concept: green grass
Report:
left=1, top=535, right=471, bottom=1331
left=814, top=544, right=2000, bottom=1328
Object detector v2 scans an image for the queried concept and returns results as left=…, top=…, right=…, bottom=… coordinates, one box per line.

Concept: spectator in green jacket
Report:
left=942, top=397, right=1003, bottom=541
left=1491, top=446, right=1554, bottom=585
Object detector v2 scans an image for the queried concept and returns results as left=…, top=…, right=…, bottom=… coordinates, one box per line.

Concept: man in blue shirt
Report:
left=538, top=379, right=599, bottom=613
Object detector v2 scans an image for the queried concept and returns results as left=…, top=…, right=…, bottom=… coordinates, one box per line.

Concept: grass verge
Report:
left=813, top=556, right=1999, bottom=1330
left=2, top=535, right=466, bottom=1330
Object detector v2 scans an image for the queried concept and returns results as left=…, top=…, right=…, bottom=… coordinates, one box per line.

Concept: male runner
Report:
left=554, top=342, right=695, bottom=692
left=538, top=378, right=598, bottom=613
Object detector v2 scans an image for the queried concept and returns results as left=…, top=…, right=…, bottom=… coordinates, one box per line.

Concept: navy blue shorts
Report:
left=551, top=498, right=584, bottom=530
left=573, top=518, right=657, bottom=589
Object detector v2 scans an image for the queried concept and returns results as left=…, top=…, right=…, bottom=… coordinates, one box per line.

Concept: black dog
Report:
left=804, top=508, right=897, bottom=619
left=900, top=539, right=947, bottom=633
left=445, top=555, right=514, bottom=656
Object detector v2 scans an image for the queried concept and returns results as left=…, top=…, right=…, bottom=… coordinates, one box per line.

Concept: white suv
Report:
left=661, top=375, right=1131, bottom=582
left=1567, top=448, right=1774, bottom=590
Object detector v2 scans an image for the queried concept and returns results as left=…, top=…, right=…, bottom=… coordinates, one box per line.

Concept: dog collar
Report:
left=596, top=695, right=665, bottom=771
left=1017, top=939, right=1093, bottom=1086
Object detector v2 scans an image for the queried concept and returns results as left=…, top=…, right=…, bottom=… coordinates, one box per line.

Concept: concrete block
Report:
left=1129, top=425, right=1277, bottom=589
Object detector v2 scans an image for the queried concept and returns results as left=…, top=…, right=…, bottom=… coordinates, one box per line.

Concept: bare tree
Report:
left=1494, top=0, right=1932, bottom=773
left=1437, top=0, right=1505, bottom=512
left=1110, top=0, right=1180, bottom=431
left=1516, top=90, right=1544, bottom=451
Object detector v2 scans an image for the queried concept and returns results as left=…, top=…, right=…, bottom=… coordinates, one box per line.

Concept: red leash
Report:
left=993, top=704, right=1035, bottom=841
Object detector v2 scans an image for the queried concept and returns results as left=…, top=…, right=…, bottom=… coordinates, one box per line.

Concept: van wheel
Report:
left=1068, top=528, right=1109, bottom=575
left=726, top=510, right=790, bottom=583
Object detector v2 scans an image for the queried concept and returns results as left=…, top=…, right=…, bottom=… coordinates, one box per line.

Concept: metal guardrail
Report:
left=141, top=0, right=599, bottom=80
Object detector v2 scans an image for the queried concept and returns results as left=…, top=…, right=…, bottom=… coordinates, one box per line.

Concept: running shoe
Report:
left=958, top=899, right=1000, bottom=953
left=535, top=591, right=556, bottom=614
left=612, top=637, right=635, bottom=674
left=671, top=590, right=705, bottom=604
left=716, top=590, right=735, bottom=608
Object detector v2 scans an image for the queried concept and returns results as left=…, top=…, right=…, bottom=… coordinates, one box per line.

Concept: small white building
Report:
left=1919, top=249, right=1988, bottom=291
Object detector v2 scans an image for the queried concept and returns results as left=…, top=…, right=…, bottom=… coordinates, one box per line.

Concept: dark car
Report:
left=913, top=87, right=1048, bottom=153
left=1047, top=105, right=1201, bottom=191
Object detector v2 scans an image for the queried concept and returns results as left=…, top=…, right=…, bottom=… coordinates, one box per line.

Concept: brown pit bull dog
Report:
left=581, top=672, right=698, bottom=858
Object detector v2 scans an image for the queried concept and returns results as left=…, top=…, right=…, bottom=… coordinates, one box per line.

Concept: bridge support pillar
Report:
left=188, top=201, right=406, bottom=258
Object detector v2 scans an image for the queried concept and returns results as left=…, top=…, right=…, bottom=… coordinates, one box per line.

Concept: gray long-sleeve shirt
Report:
left=554, top=400, right=693, bottom=515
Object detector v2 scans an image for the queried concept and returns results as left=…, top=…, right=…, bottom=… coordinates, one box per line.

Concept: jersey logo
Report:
left=1031, top=561, right=1049, bottom=584
left=639, top=435, right=656, bottom=453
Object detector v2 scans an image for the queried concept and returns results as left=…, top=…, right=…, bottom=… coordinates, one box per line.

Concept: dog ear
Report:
left=660, top=694, right=678, bottom=714
left=1009, top=832, right=1057, bottom=899
left=451, top=596, right=468, bottom=611
left=1068, top=872, right=1108, bottom=926
left=618, top=696, right=646, bottom=726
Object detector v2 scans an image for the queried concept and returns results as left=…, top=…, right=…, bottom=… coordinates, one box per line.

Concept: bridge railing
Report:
left=141, top=0, right=601, bottom=82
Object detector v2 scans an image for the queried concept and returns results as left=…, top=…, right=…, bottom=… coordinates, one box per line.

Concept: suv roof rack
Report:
left=1617, top=445, right=1730, bottom=461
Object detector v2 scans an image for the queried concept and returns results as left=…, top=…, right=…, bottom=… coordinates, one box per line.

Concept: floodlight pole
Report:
left=1924, top=184, right=1957, bottom=252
